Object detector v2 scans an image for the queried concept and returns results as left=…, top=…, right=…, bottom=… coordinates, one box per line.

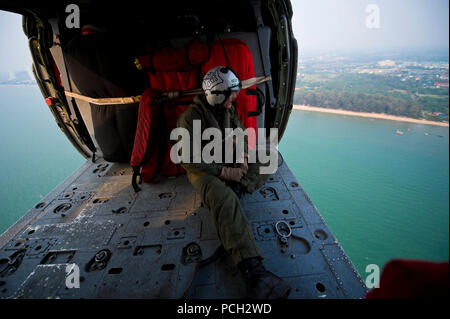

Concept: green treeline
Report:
left=295, top=73, right=449, bottom=122
left=294, top=89, right=422, bottom=118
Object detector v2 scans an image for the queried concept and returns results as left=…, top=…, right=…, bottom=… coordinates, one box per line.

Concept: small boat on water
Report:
left=396, top=130, right=404, bottom=135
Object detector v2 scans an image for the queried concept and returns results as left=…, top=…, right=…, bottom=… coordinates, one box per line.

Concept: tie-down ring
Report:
left=275, top=220, right=292, bottom=239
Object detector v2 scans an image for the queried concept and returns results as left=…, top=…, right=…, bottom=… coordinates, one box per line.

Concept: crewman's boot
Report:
left=239, top=257, right=291, bottom=299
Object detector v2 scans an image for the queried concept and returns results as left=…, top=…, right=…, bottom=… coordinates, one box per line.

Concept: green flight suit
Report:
left=177, top=95, right=270, bottom=265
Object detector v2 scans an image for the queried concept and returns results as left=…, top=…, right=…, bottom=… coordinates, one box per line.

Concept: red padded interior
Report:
left=131, top=38, right=257, bottom=182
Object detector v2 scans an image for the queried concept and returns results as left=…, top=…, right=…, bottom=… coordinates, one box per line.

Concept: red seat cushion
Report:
left=202, top=38, right=257, bottom=149
left=132, top=38, right=258, bottom=181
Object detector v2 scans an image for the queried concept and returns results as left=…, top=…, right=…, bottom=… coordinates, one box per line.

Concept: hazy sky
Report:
left=0, top=1, right=449, bottom=72
left=0, top=11, right=32, bottom=73
left=292, top=0, right=449, bottom=53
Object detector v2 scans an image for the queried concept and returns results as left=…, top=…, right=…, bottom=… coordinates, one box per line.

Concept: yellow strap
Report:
left=65, top=91, right=141, bottom=105
left=241, top=75, right=272, bottom=89
left=64, top=75, right=272, bottom=106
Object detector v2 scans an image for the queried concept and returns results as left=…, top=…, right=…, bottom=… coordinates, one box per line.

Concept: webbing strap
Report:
left=241, top=75, right=272, bottom=89
left=64, top=75, right=272, bottom=106
left=64, top=91, right=141, bottom=105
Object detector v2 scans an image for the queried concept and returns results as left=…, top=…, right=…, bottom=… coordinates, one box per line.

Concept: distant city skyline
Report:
left=0, top=1, right=449, bottom=73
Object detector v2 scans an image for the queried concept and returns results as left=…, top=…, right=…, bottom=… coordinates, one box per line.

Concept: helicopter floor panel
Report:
left=0, top=153, right=367, bottom=299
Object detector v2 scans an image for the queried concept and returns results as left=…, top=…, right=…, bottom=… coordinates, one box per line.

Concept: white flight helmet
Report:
left=202, top=66, right=241, bottom=107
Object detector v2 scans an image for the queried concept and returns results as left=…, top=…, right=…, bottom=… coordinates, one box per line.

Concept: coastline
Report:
left=293, top=105, right=449, bottom=127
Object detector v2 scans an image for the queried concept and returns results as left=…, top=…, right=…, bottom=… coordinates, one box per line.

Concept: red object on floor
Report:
left=365, top=259, right=449, bottom=299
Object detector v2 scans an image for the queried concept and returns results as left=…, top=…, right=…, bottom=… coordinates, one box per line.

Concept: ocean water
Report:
left=0, top=85, right=85, bottom=233
left=0, top=85, right=448, bottom=279
left=280, top=110, right=449, bottom=277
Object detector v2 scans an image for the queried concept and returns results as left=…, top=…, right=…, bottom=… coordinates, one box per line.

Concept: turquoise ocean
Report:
left=0, top=85, right=85, bottom=232
left=0, top=85, right=449, bottom=278
left=280, top=109, right=449, bottom=277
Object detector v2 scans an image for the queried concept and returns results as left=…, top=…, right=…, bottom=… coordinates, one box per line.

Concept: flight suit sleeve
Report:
left=177, top=107, right=225, bottom=176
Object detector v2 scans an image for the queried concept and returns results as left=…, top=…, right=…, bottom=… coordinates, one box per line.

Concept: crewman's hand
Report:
left=239, top=156, right=248, bottom=175
left=219, top=167, right=244, bottom=182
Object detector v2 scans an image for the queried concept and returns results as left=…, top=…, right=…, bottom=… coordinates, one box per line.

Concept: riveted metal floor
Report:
left=0, top=153, right=367, bottom=299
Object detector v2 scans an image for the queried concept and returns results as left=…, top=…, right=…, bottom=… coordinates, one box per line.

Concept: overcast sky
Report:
left=0, top=10, right=32, bottom=74
left=291, top=0, right=449, bottom=54
left=0, top=1, right=449, bottom=73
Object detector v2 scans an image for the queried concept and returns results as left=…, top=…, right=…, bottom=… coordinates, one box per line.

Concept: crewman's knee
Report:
left=189, top=174, right=239, bottom=213
left=202, top=177, right=238, bottom=208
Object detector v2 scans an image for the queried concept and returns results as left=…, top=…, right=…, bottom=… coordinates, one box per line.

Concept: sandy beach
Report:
left=293, top=105, right=449, bottom=127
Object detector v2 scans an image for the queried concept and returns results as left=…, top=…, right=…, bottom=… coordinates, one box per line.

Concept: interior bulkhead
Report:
left=8, top=0, right=298, bottom=167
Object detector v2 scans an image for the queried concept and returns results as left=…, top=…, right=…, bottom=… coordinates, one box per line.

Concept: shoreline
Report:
left=293, top=105, right=449, bottom=127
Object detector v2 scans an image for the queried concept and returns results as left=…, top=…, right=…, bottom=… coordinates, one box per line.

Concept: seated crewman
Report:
left=176, top=66, right=291, bottom=299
